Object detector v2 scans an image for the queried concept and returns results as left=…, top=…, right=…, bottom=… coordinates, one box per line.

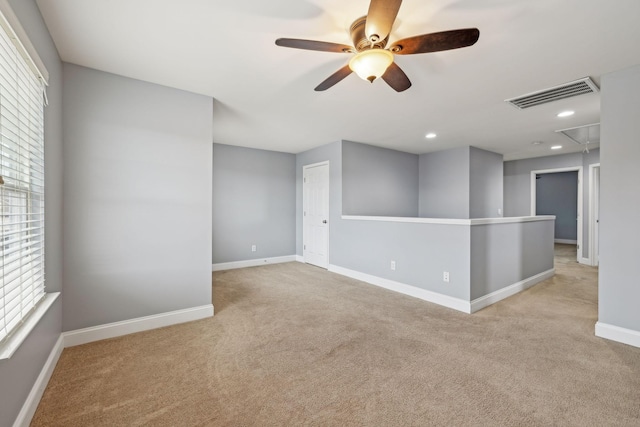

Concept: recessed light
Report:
left=551, top=145, right=563, bottom=150
left=425, top=133, right=437, bottom=139
left=557, top=110, right=575, bottom=118
left=531, top=141, right=543, bottom=145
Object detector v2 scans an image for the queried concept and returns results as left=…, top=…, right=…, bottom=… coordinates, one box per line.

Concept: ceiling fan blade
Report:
left=276, top=38, right=354, bottom=53
left=365, top=0, right=402, bottom=43
left=315, top=65, right=353, bottom=91
left=390, top=28, right=480, bottom=55
left=382, top=62, right=411, bottom=92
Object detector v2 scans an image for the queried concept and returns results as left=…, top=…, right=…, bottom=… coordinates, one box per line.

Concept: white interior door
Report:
left=303, top=162, right=329, bottom=269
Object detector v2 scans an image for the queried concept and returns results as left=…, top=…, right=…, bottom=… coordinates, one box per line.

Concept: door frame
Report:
left=589, top=163, right=600, bottom=266
left=303, top=161, right=330, bottom=268
left=530, top=166, right=584, bottom=263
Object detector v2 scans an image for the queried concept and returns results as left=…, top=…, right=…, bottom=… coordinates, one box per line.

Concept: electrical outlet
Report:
left=498, top=208, right=502, bottom=216
left=390, top=260, right=396, bottom=271
left=251, top=245, right=257, bottom=252
left=443, top=271, right=450, bottom=283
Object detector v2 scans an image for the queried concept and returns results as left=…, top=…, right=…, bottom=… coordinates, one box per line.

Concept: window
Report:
left=0, top=6, right=46, bottom=346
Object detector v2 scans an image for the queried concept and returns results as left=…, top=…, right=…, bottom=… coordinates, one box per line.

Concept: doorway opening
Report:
left=531, top=166, right=583, bottom=263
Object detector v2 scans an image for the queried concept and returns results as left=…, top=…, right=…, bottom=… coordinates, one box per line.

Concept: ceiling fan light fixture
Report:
left=349, top=49, right=393, bottom=83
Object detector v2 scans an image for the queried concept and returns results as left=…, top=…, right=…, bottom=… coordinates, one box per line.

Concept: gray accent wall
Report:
left=419, top=147, right=470, bottom=218
left=0, top=1, right=63, bottom=426
left=504, top=152, right=585, bottom=216
left=212, top=144, right=295, bottom=263
left=599, top=64, right=640, bottom=333
left=342, top=141, right=419, bottom=217
left=535, top=171, right=578, bottom=241
left=503, top=149, right=600, bottom=259
left=62, top=64, right=213, bottom=331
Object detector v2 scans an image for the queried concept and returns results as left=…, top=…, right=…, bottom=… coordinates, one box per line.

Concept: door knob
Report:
left=322, top=220, right=327, bottom=224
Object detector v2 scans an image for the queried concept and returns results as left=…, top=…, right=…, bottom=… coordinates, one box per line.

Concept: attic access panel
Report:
left=556, top=123, right=600, bottom=146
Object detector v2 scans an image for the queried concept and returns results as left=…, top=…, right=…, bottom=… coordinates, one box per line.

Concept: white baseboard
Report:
left=327, top=265, right=556, bottom=315
left=63, top=304, right=214, bottom=348
left=295, top=255, right=304, bottom=263
left=212, top=255, right=297, bottom=272
left=13, top=335, right=64, bottom=427
left=328, top=264, right=471, bottom=313
left=595, top=322, right=640, bottom=348
left=579, top=257, right=592, bottom=266
left=470, top=268, right=555, bottom=313
left=554, top=239, right=577, bottom=244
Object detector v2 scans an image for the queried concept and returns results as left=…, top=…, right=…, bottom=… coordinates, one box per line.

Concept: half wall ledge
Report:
left=336, top=215, right=556, bottom=313
left=341, top=215, right=556, bottom=225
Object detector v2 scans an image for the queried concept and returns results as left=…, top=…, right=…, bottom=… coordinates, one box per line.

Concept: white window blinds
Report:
left=0, top=10, right=46, bottom=344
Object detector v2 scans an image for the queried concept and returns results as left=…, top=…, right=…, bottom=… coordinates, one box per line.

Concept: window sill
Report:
left=0, top=292, right=60, bottom=360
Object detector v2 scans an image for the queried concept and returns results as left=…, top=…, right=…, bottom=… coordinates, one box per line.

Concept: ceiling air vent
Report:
left=505, top=77, right=599, bottom=109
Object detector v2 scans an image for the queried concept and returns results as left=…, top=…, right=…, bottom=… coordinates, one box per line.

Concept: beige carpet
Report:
left=32, top=245, right=640, bottom=426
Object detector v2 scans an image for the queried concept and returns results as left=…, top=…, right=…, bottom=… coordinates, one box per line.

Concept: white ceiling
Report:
left=35, top=0, right=640, bottom=160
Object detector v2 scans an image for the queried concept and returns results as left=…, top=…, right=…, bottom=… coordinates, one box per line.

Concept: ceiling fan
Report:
left=275, top=0, right=479, bottom=92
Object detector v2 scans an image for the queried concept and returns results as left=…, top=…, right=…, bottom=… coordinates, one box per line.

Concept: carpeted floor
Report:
left=31, top=245, right=640, bottom=426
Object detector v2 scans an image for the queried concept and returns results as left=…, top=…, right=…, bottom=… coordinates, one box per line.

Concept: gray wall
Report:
left=599, top=64, right=640, bottom=333
left=503, top=149, right=600, bottom=259
left=212, top=143, right=295, bottom=263
left=0, top=1, right=63, bottom=426
left=62, top=64, right=213, bottom=331
left=470, top=221, right=555, bottom=300
left=342, top=141, right=419, bottom=217
left=535, top=171, right=578, bottom=241
left=419, top=147, right=470, bottom=218
left=419, top=146, right=503, bottom=219
left=469, top=147, right=504, bottom=218
left=334, top=220, right=472, bottom=300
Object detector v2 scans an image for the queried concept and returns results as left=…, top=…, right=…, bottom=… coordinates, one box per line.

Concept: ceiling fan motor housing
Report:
left=351, top=16, right=388, bottom=51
